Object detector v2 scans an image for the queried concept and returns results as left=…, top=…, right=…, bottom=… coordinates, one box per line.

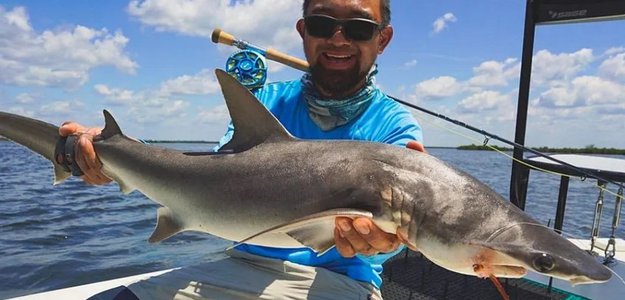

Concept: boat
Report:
left=7, top=1, right=625, bottom=299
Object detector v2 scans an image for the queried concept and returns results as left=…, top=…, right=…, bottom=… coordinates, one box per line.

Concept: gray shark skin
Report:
left=0, top=69, right=611, bottom=285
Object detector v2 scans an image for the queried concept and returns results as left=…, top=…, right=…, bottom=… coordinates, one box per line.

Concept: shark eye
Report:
left=532, top=253, right=555, bottom=273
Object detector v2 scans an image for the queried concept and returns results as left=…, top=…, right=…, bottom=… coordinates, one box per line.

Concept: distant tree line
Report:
left=457, top=144, right=625, bottom=155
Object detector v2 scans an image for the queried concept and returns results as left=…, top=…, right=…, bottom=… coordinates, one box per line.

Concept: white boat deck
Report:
left=10, top=269, right=177, bottom=300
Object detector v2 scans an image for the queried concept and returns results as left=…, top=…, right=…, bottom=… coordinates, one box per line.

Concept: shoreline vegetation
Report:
left=457, top=144, right=625, bottom=155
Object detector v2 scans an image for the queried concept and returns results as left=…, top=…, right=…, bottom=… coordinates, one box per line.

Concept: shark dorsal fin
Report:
left=215, top=69, right=294, bottom=152
left=101, top=110, right=123, bottom=139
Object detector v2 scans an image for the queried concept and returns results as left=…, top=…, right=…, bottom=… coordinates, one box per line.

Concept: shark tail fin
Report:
left=100, top=110, right=123, bottom=139
left=0, top=111, right=72, bottom=184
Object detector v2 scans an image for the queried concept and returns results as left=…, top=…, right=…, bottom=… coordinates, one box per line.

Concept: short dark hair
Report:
left=302, top=0, right=391, bottom=27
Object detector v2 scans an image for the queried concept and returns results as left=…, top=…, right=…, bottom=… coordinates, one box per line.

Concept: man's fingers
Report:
left=75, top=134, right=111, bottom=185
left=334, top=228, right=356, bottom=258
left=59, top=122, right=85, bottom=137
left=406, top=141, right=426, bottom=153
left=335, top=218, right=378, bottom=256
left=352, top=218, right=400, bottom=253
left=334, top=217, right=402, bottom=258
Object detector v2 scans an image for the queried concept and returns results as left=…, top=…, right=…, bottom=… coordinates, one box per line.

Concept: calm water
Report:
left=1, top=141, right=623, bottom=298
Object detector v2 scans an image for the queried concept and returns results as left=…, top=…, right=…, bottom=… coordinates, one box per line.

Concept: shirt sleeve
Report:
left=372, top=98, right=424, bottom=147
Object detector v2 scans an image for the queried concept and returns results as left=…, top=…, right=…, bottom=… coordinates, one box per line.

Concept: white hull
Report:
left=10, top=269, right=176, bottom=300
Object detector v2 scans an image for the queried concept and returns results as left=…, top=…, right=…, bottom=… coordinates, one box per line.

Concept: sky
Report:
left=1, top=0, right=624, bottom=148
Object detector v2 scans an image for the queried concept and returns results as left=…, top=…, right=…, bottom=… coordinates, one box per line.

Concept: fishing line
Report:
left=408, top=104, right=624, bottom=200
left=391, top=96, right=624, bottom=191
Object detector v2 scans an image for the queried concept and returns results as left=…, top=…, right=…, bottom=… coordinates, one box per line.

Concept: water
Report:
left=0, top=141, right=623, bottom=298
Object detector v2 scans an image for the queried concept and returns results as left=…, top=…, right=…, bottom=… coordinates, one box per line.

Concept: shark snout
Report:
left=568, top=264, right=612, bottom=285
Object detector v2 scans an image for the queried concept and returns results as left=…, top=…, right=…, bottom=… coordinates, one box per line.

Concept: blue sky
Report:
left=1, top=0, right=624, bottom=148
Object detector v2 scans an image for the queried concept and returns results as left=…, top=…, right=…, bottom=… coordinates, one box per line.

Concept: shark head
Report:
left=481, top=222, right=612, bottom=284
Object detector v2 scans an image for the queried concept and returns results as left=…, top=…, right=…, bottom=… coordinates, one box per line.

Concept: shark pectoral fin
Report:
left=148, top=207, right=183, bottom=243
left=231, top=209, right=373, bottom=255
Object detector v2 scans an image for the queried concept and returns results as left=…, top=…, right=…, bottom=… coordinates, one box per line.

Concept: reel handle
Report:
left=211, top=28, right=310, bottom=72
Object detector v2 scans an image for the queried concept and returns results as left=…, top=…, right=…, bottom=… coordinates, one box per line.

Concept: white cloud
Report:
left=531, top=49, right=594, bottom=86
left=0, top=6, right=137, bottom=89
left=95, top=69, right=220, bottom=108
left=537, top=76, right=625, bottom=108
left=127, top=97, right=190, bottom=124
left=16, top=93, right=35, bottom=104
left=573, top=76, right=625, bottom=105
left=94, top=84, right=137, bottom=105
left=457, top=90, right=511, bottom=113
left=604, top=47, right=625, bottom=56
left=432, top=13, right=456, bottom=34
left=93, top=68, right=224, bottom=124
left=403, top=59, right=418, bottom=69
left=39, top=100, right=85, bottom=116
left=158, top=69, right=220, bottom=96
left=599, top=52, right=625, bottom=80
left=468, top=58, right=519, bottom=87
left=537, top=85, right=579, bottom=107
left=4, top=106, right=36, bottom=117
left=127, top=0, right=302, bottom=52
left=413, top=76, right=462, bottom=101
left=197, top=104, right=230, bottom=124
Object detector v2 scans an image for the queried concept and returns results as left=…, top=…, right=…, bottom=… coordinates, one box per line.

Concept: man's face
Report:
left=297, top=0, right=393, bottom=98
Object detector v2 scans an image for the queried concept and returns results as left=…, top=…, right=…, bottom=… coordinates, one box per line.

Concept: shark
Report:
left=0, top=69, right=612, bottom=285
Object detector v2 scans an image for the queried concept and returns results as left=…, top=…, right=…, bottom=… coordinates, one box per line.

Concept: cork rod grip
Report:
left=265, top=48, right=309, bottom=72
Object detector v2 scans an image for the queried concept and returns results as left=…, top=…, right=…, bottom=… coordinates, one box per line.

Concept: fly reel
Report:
left=225, top=50, right=267, bottom=90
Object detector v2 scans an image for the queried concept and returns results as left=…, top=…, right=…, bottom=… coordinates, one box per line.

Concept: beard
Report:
left=310, top=62, right=369, bottom=98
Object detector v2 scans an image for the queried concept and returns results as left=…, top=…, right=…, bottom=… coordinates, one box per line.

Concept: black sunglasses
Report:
left=304, top=14, right=382, bottom=41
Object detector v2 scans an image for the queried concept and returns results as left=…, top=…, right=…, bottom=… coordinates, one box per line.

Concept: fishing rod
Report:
left=210, top=28, right=625, bottom=190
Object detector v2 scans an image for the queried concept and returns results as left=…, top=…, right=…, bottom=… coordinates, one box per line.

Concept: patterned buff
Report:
left=302, top=66, right=378, bottom=131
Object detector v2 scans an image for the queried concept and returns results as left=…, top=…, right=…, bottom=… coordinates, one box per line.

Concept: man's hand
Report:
left=334, top=141, right=426, bottom=257
left=59, top=122, right=112, bottom=185
left=334, top=217, right=400, bottom=257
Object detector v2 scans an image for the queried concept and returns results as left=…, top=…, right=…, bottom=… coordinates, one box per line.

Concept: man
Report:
left=64, top=0, right=424, bottom=298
